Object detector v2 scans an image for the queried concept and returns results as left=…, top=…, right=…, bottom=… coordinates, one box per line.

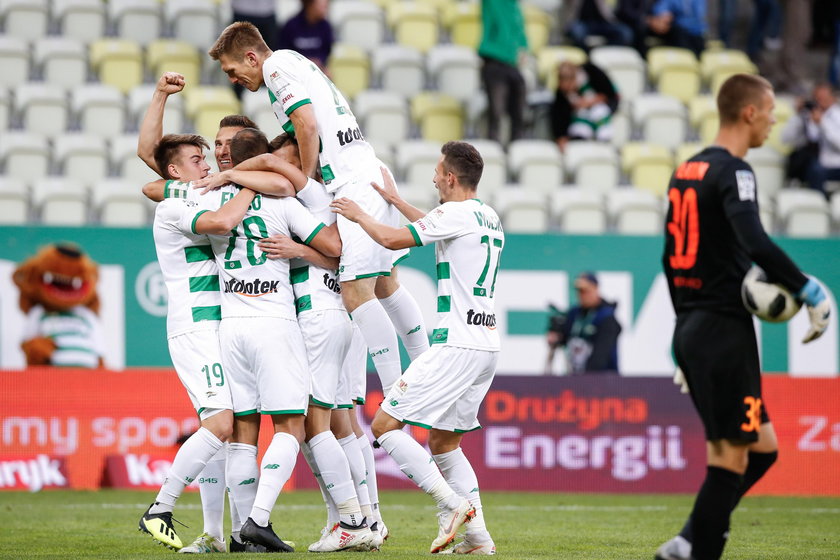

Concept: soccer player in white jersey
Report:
left=139, top=134, right=260, bottom=552
left=208, top=22, right=430, bottom=396
left=332, top=142, right=503, bottom=555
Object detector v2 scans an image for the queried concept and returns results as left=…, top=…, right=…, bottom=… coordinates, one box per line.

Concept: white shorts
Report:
left=335, top=163, right=409, bottom=282
left=168, top=329, right=233, bottom=414
left=381, top=346, right=497, bottom=432
left=219, top=316, right=310, bottom=416
left=298, top=309, right=352, bottom=409
left=336, top=322, right=368, bottom=407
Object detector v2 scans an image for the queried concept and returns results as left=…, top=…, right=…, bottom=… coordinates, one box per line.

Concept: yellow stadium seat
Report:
left=768, top=97, right=795, bottom=154
left=147, top=40, right=202, bottom=90
left=523, top=4, right=551, bottom=52
left=90, top=39, right=144, bottom=94
left=689, top=95, right=719, bottom=144
left=647, top=46, right=697, bottom=81
left=185, top=86, right=241, bottom=140
left=621, top=142, right=674, bottom=196
left=647, top=46, right=700, bottom=103
left=387, top=2, right=439, bottom=53
left=675, top=142, right=705, bottom=165
left=327, top=43, right=371, bottom=101
left=446, top=3, right=482, bottom=49
left=700, top=49, right=758, bottom=88
left=411, top=92, right=464, bottom=143
left=538, top=46, right=588, bottom=91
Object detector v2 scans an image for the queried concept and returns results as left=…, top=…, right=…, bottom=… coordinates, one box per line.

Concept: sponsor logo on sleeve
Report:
left=735, top=170, right=756, bottom=201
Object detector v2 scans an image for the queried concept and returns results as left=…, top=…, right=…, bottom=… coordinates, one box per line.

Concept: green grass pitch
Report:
left=0, top=490, right=837, bottom=559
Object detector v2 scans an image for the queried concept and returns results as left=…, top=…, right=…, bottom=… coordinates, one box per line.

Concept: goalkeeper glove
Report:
left=798, top=277, right=830, bottom=344
left=673, top=366, right=689, bottom=394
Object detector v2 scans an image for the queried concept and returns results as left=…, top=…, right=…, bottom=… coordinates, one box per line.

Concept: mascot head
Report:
left=12, top=243, right=100, bottom=314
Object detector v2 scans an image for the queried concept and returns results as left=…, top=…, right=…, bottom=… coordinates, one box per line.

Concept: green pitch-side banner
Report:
left=0, top=226, right=837, bottom=376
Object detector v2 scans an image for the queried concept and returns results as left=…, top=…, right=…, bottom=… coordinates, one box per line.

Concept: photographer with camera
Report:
left=545, top=272, right=622, bottom=376
left=781, top=83, right=840, bottom=199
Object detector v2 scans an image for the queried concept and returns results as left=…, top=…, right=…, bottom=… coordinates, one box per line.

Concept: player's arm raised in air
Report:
left=142, top=179, right=166, bottom=202
left=258, top=234, right=340, bottom=270
left=331, top=198, right=417, bottom=250
left=191, top=153, right=302, bottom=196
left=193, top=188, right=257, bottom=235
left=288, top=104, right=320, bottom=179
left=137, top=72, right=185, bottom=176
left=371, top=166, right=426, bottom=222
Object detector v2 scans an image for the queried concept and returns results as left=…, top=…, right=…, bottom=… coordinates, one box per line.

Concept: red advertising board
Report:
left=1, top=369, right=837, bottom=495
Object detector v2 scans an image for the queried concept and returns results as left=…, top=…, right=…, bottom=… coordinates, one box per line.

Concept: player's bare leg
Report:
left=375, top=268, right=429, bottom=361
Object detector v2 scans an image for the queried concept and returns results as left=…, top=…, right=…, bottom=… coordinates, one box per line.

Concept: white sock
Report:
left=301, top=441, right=338, bottom=527
left=338, top=434, right=372, bottom=513
left=198, top=445, right=227, bottom=539
left=379, top=285, right=429, bottom=361
left=227, top=449, right=242, bottom=541
left=376, top=430, right=459, bottom=510
left=357, top=434, right=381, bottom=523
left=351, top=299, right=402, bottom=393
left=250, top=432, right=299, bottom=527
left=226, top=442, right=258, bottom=534
left=309, top=431, right=362, bottom=526
left=151, top=427, right=222, bottom=515
left=434, top=448, right=489, bottom=538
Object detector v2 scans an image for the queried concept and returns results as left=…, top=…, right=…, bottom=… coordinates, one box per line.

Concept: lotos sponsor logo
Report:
left=224, top=278, right=280, bottom=297
left=466, top=309, right=496, bottom=329
left=0, top=455, right=68, bottom=491
left=484, top=390, right=649, bottom=430
left=335, top=126, right=365, bottom=147
left=322, top=273, right=340, bottom=294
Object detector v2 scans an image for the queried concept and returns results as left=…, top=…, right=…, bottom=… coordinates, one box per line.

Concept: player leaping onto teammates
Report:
left=656, top=74, right=831, bottom=560
left=332, top=141, right=501, bottom=555
left=208, top=22, right=430, bottom=394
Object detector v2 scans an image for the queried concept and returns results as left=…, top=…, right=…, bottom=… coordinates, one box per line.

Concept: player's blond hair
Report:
left=717, top=74, right=773, bottom=125
left=208, top=21, right=271, bottom=61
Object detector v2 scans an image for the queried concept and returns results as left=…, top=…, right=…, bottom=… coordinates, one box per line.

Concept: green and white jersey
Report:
left=23, top=306, right=104, bottom=368
left=153, top=186, right=221, bottom=337
left=263, top=49, right=378, bottom=192
left=291, top=178, right=343, bottom=315
left=407, top=199, right=504, bottom=351
left=175, top=182, right=328, bottom=320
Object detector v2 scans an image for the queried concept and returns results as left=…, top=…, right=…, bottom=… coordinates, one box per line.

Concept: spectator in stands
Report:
left=777, top=0, right=813, bottom=95
left=231, top=0, right=278, bottom=49
left=545, top=272, right=622, bottom=376
left=747, top=0, right=783, bottom=62
left=717, top=0, right=736, bottom=47
left=278, top=0, right=334, bottom=73
left=647, top=0, right=707, bottom=57
left=478, top=0, right=529, bottom=144
left=549, top=60, right=619, bottom=152
left=562, top=0, right=634, bottom=51
left=782, top=84, right=840, bottom=198
left=614, top=0, right=654, bottom=56
left=828, top=1, right=840, bottom=88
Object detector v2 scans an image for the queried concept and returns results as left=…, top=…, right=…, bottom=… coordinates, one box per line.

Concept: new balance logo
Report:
left=224, top=278, right=280, bottom=297
left=184, top=476, right=194, bottom=483
left=264, top=464, right=280, bottom=470
left=407, top=325, right=421, bottom=335
left=238, top=478, right=256, bottom=485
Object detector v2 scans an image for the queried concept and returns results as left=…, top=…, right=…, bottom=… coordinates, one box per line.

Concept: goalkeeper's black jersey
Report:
left=662, top=146, right=807, bottom=316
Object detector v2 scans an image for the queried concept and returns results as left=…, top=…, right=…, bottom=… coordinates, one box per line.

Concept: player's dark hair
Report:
left=154, top=134, right=209, bottom=180
left=208, top=21, right=271, bottom=60
left=230, top=128, right=270, bottom=166
left=269, top=133, right=297, bottom=153
left=717, top=74, right=773, bottom=125
left=219, top=115, right=258, bottom=130
left=441, top=141, right=483, bottom=189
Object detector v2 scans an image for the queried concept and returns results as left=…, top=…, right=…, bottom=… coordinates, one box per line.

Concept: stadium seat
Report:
left=0, top=36, right=30, bottom=88
left=610, top=108, right=631, bottom=148
left=396, top=140, right=441, bottom=185
left=589, top=46, right=646, bottom=101
left=109, top=0, right=163, bottom=46
left=387, top=2, right=439, bottom=54
left=700, top=49, right=758, bottom=92
left=507, top=139, right=563, bottom=191
left=0, top=0, right=48, bottom=41
left=34, top=37, right=88, bottom=89
left=647, top=46, right=697, bottom=81
left=111, top=133, right=160, bottom=185
left=606, top=188, right=663, bottom=234
left=241, top=87, right=281, bottom=138
left=54, top=134, right=109, bottom=188
left=73, top=84, right=127, bottom=139
left=0, top=89, right=8, bottom=131
left=14, top=83, right=69, bottom=136
left=745, top=146, right=787, bottom=197
left=129, top=84, right=186, bottom=135
left=563, top=141, right=619, bottom=192
left=146, top=40, right=202, bottom=91
left=675, top=142, right=705, bottom=165
left=328, top=43, right=371, bottom=101
left=464, top=139, right=507, bottom=193
left=647, top=46, right=699, bottom=104
left=55, top=0, right=107, bottom=44
left=330, top=1, right=385, bottom=52
left=523, top=4, right=552, bottom=52
left=411, top=92, right=464, bottom=143
left=93, top=179, right=150, bottom=226
left=166, top=0, right=220, bottom=51
left=550, top=188, right=607, bottom=233
left=494, top=187, right=549, bottom=233
left=688, top=95, right=718, bottom=144
left=0, top=176, right=29, bottom=224
left=396, top=183, right=438, bottom=223
left=184, top=86, right=241, bottom=141
left=621, top=142, right=674, bottom=195
left=90, top=39, right=144, bottom=94
left=32, top=178, right=89, bottom=225
left=757, top=188, right=775, bottom=232
left=0, top=132, right=51, bottom=183
left=538, top=46, right=588, bottom=91
left=353, top=90, right=409, bottom=149
left=631, top=94, right=687, bottom=149
left=445, top=2, right=481, bottom=49
left=831, top=191, right=840, bottom=232
left=427, top=45, right=480, bottom=102
left=372, top=44, right=426, bottom=99
left=775, top=188, right=831, bottom=238
left=768, top=96, right=795, bottom=154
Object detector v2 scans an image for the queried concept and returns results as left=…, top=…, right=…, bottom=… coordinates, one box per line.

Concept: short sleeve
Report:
left=286, top=198, right=326, bottom=245
left=297, top=178, right=335, bottom=225
left=407, top=203, right=467, bottom=246
left=264, top=52, right=312, bottom=117
left=718, top=160, right=760, bottom=220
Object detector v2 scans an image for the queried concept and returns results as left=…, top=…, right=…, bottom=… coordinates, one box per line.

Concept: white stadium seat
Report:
left=550, top=188, right=607, bottom=233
